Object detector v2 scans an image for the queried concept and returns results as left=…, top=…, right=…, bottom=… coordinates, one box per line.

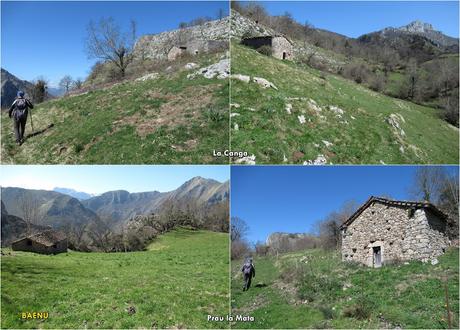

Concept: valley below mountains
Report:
left=1, top=176, right=229, bottom=250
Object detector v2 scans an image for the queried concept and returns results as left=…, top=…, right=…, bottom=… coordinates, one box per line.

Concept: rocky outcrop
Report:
left=266, top=232, right=319, bottom=252
left=230, top=10, right=275, bottom=39
left=396, top=20, right=459, bottom=48
left=133, top=17, right=229, bottom=60
left=187, top=59, right=229, bottom=80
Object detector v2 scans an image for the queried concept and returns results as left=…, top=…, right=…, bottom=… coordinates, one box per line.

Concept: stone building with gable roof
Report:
left=341, top=196, right=449, bottom=267
left=241, top=35, right=293, bottom=60
left=12, top=230, right=68, bottom=254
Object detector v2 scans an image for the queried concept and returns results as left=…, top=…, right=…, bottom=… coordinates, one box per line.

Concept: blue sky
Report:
left=0, top=165, right=229, bottom=195
left=257, top=1, right=459, bottom=38
left=1, top=1, right=228, bottom=87
left=231, top=165, right=458, bottom=244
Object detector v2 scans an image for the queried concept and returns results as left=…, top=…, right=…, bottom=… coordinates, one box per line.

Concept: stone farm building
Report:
left=242, top=35, right=293, bottom=60
left=167, top=40, right=227, bottom=61
left=12, top=230, right=68, bottom=254
left=341, top=196, right=449, bottom=267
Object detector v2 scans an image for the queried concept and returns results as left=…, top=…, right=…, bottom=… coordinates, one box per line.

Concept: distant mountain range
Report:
left=1, top=177, right=229, bottom=245
left=1, top=187, right=105, bottom=231
left=82, top=176, right=229, bottom=228
left=53, top=187, right=94, bottom=201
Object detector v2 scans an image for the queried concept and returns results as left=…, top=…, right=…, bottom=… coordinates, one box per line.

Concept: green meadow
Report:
left=230, top=42, right=458, bottom=164
left=231, top=248, right=459, bottom=329
left=2, top=228, right=229, bottom=329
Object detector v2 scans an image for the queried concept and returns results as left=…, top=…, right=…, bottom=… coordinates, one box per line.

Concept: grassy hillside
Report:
left=230, top=42, right=458, bottom=164
left=231, top=248, right=459, bottom=329
left=1, top=53, right=229, bottom=164
left=2, top=228, right=229, bottom=329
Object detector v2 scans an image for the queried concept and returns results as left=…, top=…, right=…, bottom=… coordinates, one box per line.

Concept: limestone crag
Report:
left=134, top=17, right=229, bottom=60
left=230, top=10, right=275, bottom=39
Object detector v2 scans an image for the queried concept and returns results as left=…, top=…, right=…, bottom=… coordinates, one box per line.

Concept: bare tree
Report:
left=72, top=78, right=83, bottom=90
left=18, top=193, right=43, bottom=235
left=317, top=200, right=359, bottom=250
left=59, top=75, right=73, bottom=94
left=409, top=166, right=446, bottom=202
left=86, top=17, right=136, bottom=78
left=231, top=216, right=249, bottom=242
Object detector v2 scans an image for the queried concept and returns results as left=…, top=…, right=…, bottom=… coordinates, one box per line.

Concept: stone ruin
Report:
left=241, top=35, right=293, bottom=60
left=341, top=196, right=450, bottom=267
left=133, top=17, right=229, bottom=61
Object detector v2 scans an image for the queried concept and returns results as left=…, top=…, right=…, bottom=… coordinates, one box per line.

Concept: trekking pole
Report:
left=29, top=108, right=34, bottom=133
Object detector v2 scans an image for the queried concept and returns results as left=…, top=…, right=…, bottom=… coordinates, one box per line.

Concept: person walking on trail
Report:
left=9, top=90, right=34, bottom=145
left=241, top=257, right=255, bottom=291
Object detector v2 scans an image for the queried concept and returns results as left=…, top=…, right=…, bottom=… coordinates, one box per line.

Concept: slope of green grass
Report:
left=230, top=42, right=458, bottom=164
left=1, top=53, right=229, bottom=164
left=231, top=248, right=459, bottom=329
left=2, top=228, right=229, bottom=329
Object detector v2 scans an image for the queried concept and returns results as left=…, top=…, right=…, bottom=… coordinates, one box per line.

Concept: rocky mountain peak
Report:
left=399, top=20, right=434, bottom=33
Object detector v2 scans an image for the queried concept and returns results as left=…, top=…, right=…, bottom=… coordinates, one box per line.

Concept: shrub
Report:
left=74, top=143, right=84, bottom=153
left=297, top=269, right=342, bottom=302
left=205, top=108, right=225, bottom=122
left=343, top=294, right=376, bottom=320
left=231, top=240, right=251, bottom=260
left=368, top=74, right=386, bottom=92
left=343, top=62, right=371, bottom=84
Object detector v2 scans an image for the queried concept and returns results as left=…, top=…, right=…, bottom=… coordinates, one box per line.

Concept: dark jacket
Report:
left=241, top=262, right=255, bottom=278
left=9, top=97, right=34, bottom=118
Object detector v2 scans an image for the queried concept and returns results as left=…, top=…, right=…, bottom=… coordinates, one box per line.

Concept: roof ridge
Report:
left=340, top=196, right=447, bottom=229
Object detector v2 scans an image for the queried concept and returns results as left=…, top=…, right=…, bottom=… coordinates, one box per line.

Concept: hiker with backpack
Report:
left=8, top=91, right=34, bottom=145
left=241, top=257, right=255, bottom=291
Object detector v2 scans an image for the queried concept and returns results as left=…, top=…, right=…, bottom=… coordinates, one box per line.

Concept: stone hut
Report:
left=167, top=40, right=227, bottom=61
left=340, top=196, right=449, bottom=267
left=167, top=46, right=186, bottom=61
left=241, top=35, right=293, bottom=60
left=12, top=230, right=67, bottom=255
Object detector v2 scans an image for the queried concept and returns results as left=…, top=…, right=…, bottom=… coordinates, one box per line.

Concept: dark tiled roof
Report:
left=19, top=230, right=67, bottom=247
left=340, top=196, right=447, bottom=229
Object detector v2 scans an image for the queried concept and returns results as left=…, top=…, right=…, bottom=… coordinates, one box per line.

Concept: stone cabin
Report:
left=12, top=230, right=68, bottom=255
left=167, top=40, right=227, bottom=61
left=341, top=196, right=449, bottom=267
left=242, top=35, right=293, bottom=60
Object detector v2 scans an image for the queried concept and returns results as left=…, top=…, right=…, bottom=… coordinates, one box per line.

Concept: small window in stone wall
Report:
left=408, top=208, right=415, bottom=218
left=352, top=248, right=357, bottom=253
left=27, top=240, right=32, bottom=246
